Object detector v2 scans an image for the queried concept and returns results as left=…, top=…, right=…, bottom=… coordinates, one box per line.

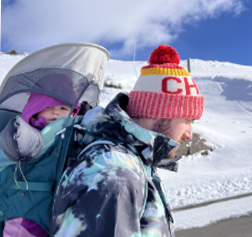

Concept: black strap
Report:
left=0, top=221, right=4, bottom=237
left=152, top=169, right=174, bottom=236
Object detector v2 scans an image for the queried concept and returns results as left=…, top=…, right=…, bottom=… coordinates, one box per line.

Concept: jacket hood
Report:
left=82, top=93, right=180, bottom=170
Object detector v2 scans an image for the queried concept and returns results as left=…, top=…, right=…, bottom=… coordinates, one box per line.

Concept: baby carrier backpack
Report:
left=0, top=43, right=110, bottom=235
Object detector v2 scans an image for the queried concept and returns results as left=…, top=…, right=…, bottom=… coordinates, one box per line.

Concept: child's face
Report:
left=37, top=105, right=71, bottom=125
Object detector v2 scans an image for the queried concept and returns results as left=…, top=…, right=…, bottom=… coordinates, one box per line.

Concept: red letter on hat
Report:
left=184, top=77, right=199, bottom=95
left=162, top=77, right=183, bottom=94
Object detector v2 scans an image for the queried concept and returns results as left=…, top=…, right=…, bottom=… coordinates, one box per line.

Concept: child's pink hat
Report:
left=21, top=93, right=81, bottom=130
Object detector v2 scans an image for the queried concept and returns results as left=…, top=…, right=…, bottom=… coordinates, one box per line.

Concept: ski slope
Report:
left=1, top=53, right=252, bottom=230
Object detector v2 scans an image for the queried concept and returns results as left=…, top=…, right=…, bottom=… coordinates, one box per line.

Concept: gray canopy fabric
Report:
left=0, top=43, right=110, bottom=112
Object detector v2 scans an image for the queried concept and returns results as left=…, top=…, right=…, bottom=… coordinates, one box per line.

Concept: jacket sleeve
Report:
left=50, top=144, right=147, bottom=237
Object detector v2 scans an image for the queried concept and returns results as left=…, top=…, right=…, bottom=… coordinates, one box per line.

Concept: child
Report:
left=21, top=92, right=80, bottom=131
left=3, top=92, right=80, bottom=237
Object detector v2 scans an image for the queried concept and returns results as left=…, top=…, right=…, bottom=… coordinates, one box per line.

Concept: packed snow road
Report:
left=172, top=195, right=252, bottom=232
left=175, top=213, right=252, bottom=237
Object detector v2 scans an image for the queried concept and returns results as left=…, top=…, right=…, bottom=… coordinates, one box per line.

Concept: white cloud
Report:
left=2, top=0, right=245, bottom=58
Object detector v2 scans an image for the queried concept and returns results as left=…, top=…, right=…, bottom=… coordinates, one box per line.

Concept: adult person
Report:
left=50, top=45, right=204, bottom=237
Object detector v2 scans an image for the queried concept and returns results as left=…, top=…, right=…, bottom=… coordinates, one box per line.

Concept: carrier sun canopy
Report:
left=0, top=43, right=110, bottom=113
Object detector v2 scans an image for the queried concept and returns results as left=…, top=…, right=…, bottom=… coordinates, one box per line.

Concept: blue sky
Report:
left=1, top=0, right=251, bottom=65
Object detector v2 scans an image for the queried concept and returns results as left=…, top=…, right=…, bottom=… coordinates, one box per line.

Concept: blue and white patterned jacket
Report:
left=50, top=93, right=179, bottom=237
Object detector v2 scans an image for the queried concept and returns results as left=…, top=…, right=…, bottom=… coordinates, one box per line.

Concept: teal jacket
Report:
left=0, top=117, right=78, bottom=233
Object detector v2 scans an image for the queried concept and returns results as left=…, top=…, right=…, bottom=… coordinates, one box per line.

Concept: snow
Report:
left=0, top=54, right=27, bottom=80
left=1, top=54, right=252, bottom=230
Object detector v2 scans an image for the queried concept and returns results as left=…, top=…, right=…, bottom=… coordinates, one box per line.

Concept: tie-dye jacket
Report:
left=50, top=93, right=179, bottom=237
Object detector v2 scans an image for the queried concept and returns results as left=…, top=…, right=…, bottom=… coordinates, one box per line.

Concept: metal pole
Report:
left=187, top=58, right=191, bottom=73
left=133, top=40, right=136, bottom=61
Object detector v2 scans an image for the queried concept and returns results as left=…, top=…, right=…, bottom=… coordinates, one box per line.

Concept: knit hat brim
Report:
left=127, top=91, right=204, bottom=119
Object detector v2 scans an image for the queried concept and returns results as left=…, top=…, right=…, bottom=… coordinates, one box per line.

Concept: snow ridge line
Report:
left=172, top=191, right=252, bottom=212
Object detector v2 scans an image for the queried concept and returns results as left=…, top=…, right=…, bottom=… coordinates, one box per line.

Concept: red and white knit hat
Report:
left=127, top=45, right=204, bottom=119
